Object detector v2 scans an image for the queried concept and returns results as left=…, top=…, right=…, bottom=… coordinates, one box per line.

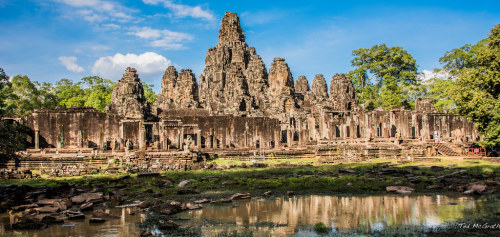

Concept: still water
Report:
left=176, top=194, right=500, bottom=236
left=1, top=194, right=498, bottom=236
left=0, top=207, right=145, bottom=237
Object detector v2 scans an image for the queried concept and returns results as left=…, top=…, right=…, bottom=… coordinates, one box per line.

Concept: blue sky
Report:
left=0, top=0, right=499, bottom=92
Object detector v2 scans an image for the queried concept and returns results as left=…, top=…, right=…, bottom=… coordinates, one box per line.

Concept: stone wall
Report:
left=24, top=108, right=121, bottom=150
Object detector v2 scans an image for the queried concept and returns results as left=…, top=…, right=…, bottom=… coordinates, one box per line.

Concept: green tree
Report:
left=450, top=24, right=500, bottom=147
left=54, top=76, right=115, bottom=112
left=5, top=75, right=43, bottom=116
left=143, top=83, right=157, bottom=104
left=0, top=120, right=30, bottom=163
left=0, top=67, right=12, bottom=115
left=424, top=76, right=456, bottom=113
left=38, top=82, right=58, bottom=109
left=349, top=44, right=418, bottom=109
left=81, top=76, right=115, bottom=112
left=54, top=78, right=86, bottom=108
left=439, top=39, right=488, bottom=75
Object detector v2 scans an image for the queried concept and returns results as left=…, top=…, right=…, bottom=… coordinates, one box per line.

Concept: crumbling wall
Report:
left=24, top=108, right=121, bottom=149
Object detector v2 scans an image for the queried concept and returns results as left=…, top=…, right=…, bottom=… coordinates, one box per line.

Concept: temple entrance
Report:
left=145, top=124, right=153, bottom=147
left=281, top=130, right=287, bottom=143
left=391, top=125, right=397, bottom=137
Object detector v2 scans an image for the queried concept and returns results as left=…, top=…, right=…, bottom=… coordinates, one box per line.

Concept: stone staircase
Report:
left=432, top=143, right=460, bottom=156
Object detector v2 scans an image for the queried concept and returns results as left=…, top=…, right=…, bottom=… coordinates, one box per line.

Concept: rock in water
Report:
left=386, top=186, right=414, bottom=194
left=230, top=193, right=251, bottom=200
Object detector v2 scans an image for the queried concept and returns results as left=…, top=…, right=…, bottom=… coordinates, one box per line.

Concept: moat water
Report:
left=1, top=194, right=499, bottom=236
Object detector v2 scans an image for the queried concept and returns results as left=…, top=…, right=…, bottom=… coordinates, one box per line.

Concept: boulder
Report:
left=34, top=206, right=59, bottom=213
left=194, top=198, right=210, bottom=204
left=185, top=203, right=202, bottom=210
left=464, top=182, right=487, bottom=194
left=178, top=179, right=195, bottom=188
left=80, top=202, right=93, bottom=211
left=37, top=199, right=62, bottom=205
left=71, top=193, right=104, bottom=204
left=11, top=204, right=38, bottom=211
left=230, top=193, right=251, bottom=200
left=263, top=191, right=272, bottom=196
left=386, top=186, right=414, bottom=194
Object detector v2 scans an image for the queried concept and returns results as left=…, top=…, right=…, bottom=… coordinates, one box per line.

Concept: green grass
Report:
left=1, top=157, right=499, bottom=201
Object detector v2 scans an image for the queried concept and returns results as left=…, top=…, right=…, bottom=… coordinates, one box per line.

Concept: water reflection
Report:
left=179, top=195, right=496, bottom=236
left=0, top=207, right=145, bottom=237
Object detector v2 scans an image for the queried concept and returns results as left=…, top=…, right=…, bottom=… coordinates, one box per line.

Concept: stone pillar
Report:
left=160, top=124, right=165, bottom=150
left=225, top=127, right=230, bottom=148
left=196, top=128, right=201, bottom=148
left=287, top=130, right=292, bottom=147
left=119, top=121, right=125, bottom=149
left=244, top=130, right=248, bottom=148
left=209, top=128, right=214, bottom=148
left=99, top=126, right=104, bottom=151
left=179, top=127, right=185, bottom=151
left=139, top=121, right=146, bottom=150
left=34, top=129, right=40, bottom=149
left=274, top=130, right=281, bottom=148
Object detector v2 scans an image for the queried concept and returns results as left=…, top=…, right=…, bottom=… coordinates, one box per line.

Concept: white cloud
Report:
left=128, top=27, right=193, bottom=49
left=91, top=52, right=171, bottom=79
left=57, top=0, right=132, bottom=22
left=418, top=69, right=451, bottom=83
left=59, top=56, right=85, bottom=73
left=143, top=0, right=214, bottom=21
left=102, top=23, right=120, bottom=30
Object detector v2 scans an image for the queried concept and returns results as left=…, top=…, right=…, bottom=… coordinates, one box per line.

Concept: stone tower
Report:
left=199, top=12, right=268, bottom=115
left=311, top=74, right=328, bottom=101
left=109, top=67, right=149, bottom=119
left=154, top=66, right=199, bottom=114
left=330, top=73, right=357, bottom=111
left=268, top=58, right=296, bottom=113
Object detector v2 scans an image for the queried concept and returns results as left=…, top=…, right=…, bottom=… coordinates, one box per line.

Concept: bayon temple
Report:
left=15, top=12, right=478, bottom=170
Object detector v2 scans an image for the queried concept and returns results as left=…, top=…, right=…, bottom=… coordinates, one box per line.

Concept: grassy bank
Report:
left=1, top=157, right=499, bottom=201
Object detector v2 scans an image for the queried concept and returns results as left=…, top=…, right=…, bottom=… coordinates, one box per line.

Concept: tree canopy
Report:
left=349, top=44, right=418, bottom=109
left=0, top=72, right=117, bottom=116
left=449, top=24, right=500, bottom=147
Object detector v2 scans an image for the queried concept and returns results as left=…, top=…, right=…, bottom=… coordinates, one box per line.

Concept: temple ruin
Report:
left=13, top=12, right=478, bottom=171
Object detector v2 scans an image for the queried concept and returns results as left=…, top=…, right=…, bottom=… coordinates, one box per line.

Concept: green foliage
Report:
left=314, top=222, right=329, bottom=234
left=425, top=76, right=456, bottom=113
left=349, top=44, right=418, bottom=109
left=81, top=76, right=115, bottom=112
left=1, top=73, right=117, bottom=116
left=143, top=83, right=157, bottom=104
left=439, top=39, right=488, bottom=75
left=450, top=24, right=500, bottom=147
left=4, top=75, right=55, bottom=116
left=0, top=67, right=12, bottom=115
left=54, top=79, right=86, bottom=108
left=0, top=120, right=30, bottom=163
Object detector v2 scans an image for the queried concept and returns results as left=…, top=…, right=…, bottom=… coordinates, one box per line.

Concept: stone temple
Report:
left=18, top=12, right=477, bottom=170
